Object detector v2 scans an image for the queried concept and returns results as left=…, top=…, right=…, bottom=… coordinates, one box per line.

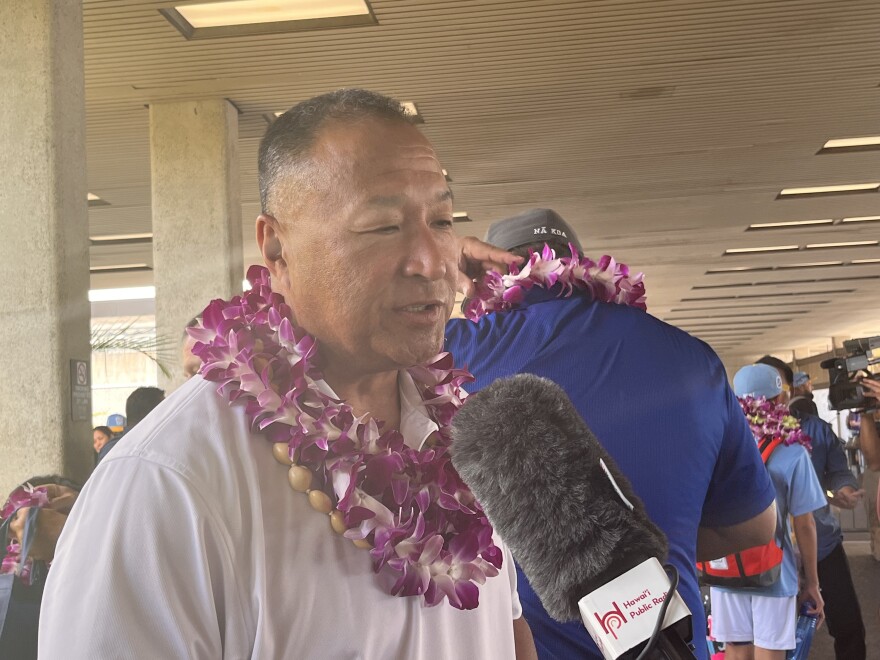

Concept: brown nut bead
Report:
left=287, top=465, right=313, bottom=493
left=329, top=509, right=346, bottom=534
left=308, top=489, right=333, bottom=514
left=352, top=538, right=372, bottom=550
left=272, top=443, right=292, bottom=465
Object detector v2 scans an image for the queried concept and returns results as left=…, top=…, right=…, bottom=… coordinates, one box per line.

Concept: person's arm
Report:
left=513, top=617, right=538, bottom=660
left=859, top=379, right=880, bottom=471
left=696, top=501, right=776, bottom=561
left=699, top=378, right=777, bottom=559
left=39, top=460, right=245, bottom=659
left=816, top=420, right=864, bottom=508
left=791, top=512, right=824, bottom=625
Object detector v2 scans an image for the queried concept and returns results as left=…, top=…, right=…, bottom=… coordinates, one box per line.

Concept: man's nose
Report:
left=402, top=224, right=450, bottom=281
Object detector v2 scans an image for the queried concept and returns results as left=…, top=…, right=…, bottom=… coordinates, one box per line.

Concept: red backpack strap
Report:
left=758, top=436, right=784, bottom=464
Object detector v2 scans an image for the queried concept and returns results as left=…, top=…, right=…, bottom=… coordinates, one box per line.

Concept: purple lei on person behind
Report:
left=738, top=396, right=812, bottom=452
left=189, top=265, right=501, bottom=610
left=0, top=484, right=51, bottom=584
left=464, top=243, right=647, bottom=321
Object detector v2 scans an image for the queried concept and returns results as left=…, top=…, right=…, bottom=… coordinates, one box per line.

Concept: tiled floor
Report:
left=809, top=540, right=879, bottom=660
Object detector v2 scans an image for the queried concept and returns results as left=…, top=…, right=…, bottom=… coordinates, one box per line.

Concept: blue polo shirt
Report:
left=445, top=288, right=776, bottom=660
left=796, top=413, right=859, bottom=561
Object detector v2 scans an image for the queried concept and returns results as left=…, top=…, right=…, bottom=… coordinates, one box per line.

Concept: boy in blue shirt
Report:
left=710, top=364, right=826, bottom=660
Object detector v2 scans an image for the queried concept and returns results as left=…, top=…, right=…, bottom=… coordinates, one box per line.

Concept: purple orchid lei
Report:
left=190, top=265, right=501, bottom=610
left=464, top=243, right=647, bottom=321
left=1, top=484, right=51, bottom=585
left=738, top=396, right=812, bottom=452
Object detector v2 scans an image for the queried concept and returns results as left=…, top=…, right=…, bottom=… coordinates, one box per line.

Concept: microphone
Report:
left=451, top=374, right=695, bottom=660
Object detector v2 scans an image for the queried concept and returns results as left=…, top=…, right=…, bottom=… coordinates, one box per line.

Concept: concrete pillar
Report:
left=150, top=100, right=242, bottom=390
left=0, top=0, right=92, bottom=495
left=792, top=348, right=812, bottom=369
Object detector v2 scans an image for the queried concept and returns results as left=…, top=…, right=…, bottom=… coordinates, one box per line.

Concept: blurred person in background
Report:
left=91, top=426, right=112, bottom=455
left=105, top=413, right=125, bottom=438
left=757, top=354, right=866, bottom=659
left=710, top=364, right=825, bottom=660
left=97, top=386, right=165, bottom=465
left=182, top=316, right=202, bottom=380
left=857, top=377, right=880, bottom=471
left=789, top=370, right=818, bottom=417
left=855, top=378, right=880, bottom=567
left=0, top=476, right=81, bottom=660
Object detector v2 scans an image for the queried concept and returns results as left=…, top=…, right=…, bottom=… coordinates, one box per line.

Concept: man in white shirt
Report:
left=39, top=89, right=536, bottom=659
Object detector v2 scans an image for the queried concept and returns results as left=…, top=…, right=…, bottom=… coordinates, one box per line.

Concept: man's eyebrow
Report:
left=437, top=188, right=454, bottom=203
left=366, top=188, right=454, bottom=207
left=367, top=195, right=405, bottom=207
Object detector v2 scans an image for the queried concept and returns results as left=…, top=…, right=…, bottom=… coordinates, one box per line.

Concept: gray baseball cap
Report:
left=485, top=208, right=582, bottom=255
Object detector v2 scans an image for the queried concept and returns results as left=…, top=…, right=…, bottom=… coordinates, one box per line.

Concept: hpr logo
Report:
left=595, top=602, right=627, bottom=640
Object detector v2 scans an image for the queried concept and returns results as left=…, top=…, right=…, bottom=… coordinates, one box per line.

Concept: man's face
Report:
left=262, top=118, right=459, bottom=376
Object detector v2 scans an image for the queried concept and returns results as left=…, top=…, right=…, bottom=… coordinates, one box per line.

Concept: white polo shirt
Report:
left=40, top=375, right=520, bottom=659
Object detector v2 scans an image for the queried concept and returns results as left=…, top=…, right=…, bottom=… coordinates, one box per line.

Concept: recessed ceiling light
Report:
left=842, top=215, right=880, bottom=223
left=161, top=0, right=375, bottom=39
left=706, top=266, right=764, bottom=273
left=177, top=0, right=370, bottom=28
left=778, top=183, right=880, bottom=197
left=87, top=193, right=109, bottom=207
left=688, top=327, right=776, bottom=334
left=852, top=258, right=880, bottom=264
left=776, top=261, right=843, bottom=268
left=666, top=311, right=809, bottom=321
left=452, top=211, right=471, bottom=223
left=694, top=274, right=877, bottom=290
left=724, top=245, right=799, bottom=255
left=821, top=136, right=880, bottom=150
left=88, top=286, right=156, bottom=302
left=748, top=219, right=834, bottom=229
left=680, top=320, right=792, bottom=327
left=90, top=232, right=153, bottom=242
left=671, top=301, right=829, bottom=312
left=442, top=169, right=452, bottom=182
left=90, top=263, right=150, bottom=271
left=805, top=240, right=878, bottom=249
left=682, top=289, right=854, bottom=301
left=87, top=193, right=100, bottom=201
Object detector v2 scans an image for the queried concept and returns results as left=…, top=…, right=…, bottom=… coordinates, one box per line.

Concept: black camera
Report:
left=820, top=336, right=880, bottom=411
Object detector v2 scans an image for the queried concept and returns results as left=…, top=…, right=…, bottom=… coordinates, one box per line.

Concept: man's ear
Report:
left=256, top=213, right=288, bottom=282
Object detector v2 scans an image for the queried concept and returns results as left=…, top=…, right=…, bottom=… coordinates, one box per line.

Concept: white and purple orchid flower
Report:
left=0, top=483, right=51, bottom=585
left=464, top=243, right=647, bottom=321
left=738, top=396, right=812, bottom=452
left=190, top=266, right=500, bottom=610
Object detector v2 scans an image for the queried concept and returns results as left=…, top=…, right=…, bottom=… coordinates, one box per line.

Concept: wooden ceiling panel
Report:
left=81, top=0, right=880, bottom=362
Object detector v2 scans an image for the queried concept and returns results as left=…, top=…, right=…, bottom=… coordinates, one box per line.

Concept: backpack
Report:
left=696, top=436, right=783, bottom=589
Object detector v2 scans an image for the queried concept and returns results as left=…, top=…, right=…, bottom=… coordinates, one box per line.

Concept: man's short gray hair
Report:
left=258, top=88, right=412, bottom=214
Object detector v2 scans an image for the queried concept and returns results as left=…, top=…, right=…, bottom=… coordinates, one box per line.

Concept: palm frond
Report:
left=90, top=319, right=175, bottom=379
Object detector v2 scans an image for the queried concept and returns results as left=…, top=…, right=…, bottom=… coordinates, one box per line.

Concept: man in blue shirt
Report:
left=709, top=364, right=826, bottom=660
left=758, top=355, right=867, bottom=660
left=445, top=209, right=777, bottom=660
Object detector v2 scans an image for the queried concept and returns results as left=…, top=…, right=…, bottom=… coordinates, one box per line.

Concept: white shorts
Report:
left=709, top=588, right=797, bottom=651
